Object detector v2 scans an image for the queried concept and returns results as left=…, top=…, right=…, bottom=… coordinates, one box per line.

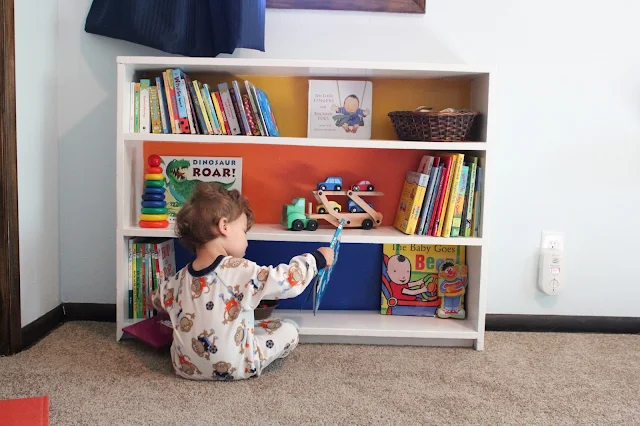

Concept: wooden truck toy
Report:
left=281, top=197, right=319, bottom=231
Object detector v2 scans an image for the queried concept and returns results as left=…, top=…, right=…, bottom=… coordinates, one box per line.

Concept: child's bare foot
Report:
left=352, top=125, right=359, bottom=133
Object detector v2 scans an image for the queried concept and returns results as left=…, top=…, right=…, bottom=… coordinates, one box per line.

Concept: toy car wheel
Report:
left=352, top=185, right=360, bottom=191
left=319, top=184, right=327, bottom=191
left=335, top=185, right=342, bottom=191
left=333, top=207, right=340, bottom=212
left=367, top=185, right=374, bottom=191
left=292, top=220, right=304, bottom=231
left=318, top=207, right=327, bottom=214
left=306, top=220, right=318, bottom=231
left=350, top=207, right=358, bottom=213
left=362, top=219, right=374, bottom=230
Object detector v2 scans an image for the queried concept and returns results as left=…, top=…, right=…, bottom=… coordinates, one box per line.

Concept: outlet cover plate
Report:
left=541, top=231, right=564, bottom=250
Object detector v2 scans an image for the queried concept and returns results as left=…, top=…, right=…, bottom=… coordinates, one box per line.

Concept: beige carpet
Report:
left=1, top=322, right=639, bottom=426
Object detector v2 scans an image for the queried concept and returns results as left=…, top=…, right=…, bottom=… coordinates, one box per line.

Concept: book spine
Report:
left=187, top=81, right=207, bottom=135
left=139, top=79, right=151, bottom=133
left=179, top=73, right=197, bottom=134
left=442, top=154, right=465, bottom=237
left=245, top=81, right=266, bottom=136
left=462, top=159, right=477, bottom=237
left=429, top=162, right=450, bottom=236
left=256, top=88, right=280, bottom=137
left=193, top=81, right=213, bottom=134
left=229, top=88, right=246, bottom=135
left=242, top=94, right=261, bottom=135
left=182, top=74, right=201, bottom=134
left=232, top=80, right=252, bottom=135
left=166, top=70, right=181, bottom=133
left=129, top=82, right=135, bottom=133
left=436, top=156, right=458, bottom=236
left=162, top=71, right=177, bottom=133
left=424, top=165, right=443, bottom=235
left=171, top=70, right=190, bottom=134
left=202, top=84, right=220, bottom=134
left=218, top=83, right=241, bottom=135
left=150, top=86, right=161, bottom=134
left=473, top=167, right=483, bottom=237
left=417, top=166, right=439, bottom=235
left=214, top=92, right=230, bottom=134
left=133, top=83, right=140, bottom=133
left=210, top=87, right=227, bottom=135
left=450, top=165, right=469, bottom=237
left=155, top=77, right=169, bottom=134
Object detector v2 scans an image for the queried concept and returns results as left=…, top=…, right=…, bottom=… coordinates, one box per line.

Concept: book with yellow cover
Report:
left=393, top=171, right=429, bottom=235
left=442, top=153, right=465, bottom=237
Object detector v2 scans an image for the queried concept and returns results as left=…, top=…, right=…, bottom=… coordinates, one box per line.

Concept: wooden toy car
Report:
left=348, top=200, right=373, bottom=213
left=317, top=201, right=342, bottom=214
left=317, top=176, right=343, bottom=191
left=351, top=180, right=374, bottom=191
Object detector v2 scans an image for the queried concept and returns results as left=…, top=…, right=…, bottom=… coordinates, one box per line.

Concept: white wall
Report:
left=15, top=0, right=61, bottom=326
left=59, top=0, right=640, bottom=316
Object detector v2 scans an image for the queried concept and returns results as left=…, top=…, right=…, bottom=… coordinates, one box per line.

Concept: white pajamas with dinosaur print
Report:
left=150, top=251, right=325, bottom=381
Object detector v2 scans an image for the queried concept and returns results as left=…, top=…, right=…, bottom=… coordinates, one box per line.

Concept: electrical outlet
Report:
left=541, top=231, right=564, bottom=250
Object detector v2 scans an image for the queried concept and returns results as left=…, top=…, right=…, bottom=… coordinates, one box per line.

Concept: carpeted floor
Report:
left=1, top=322, right=639, bottom=426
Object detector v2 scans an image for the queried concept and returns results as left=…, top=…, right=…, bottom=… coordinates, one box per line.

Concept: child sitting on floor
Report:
left=149, top=182, right=333, bottom=381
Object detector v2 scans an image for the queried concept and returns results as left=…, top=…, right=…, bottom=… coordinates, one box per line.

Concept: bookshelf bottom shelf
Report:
left=121, top=310, right=478, bottom=347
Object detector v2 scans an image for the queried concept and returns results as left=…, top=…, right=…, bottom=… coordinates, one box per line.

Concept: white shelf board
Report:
left=120, top=224, right=483, bottom=245
left=117, top=56, right=491, bottom=79
left=123, top=310, right=478, bottom=340
left=124, top=133, right=487, bottom=151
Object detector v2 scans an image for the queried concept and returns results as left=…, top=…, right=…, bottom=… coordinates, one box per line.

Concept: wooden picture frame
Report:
left=266, top=0, right=426, bottom=14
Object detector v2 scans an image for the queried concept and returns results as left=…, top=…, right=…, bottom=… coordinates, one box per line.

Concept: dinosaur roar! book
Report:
left=160, top=156, right=242, bottom=222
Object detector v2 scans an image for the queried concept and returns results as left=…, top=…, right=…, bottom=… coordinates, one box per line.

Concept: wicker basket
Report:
left=388, top=109, right=479, bottom=142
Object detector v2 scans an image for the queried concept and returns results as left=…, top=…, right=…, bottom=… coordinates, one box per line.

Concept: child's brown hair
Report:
left=176, top=182, right=254, bottom=252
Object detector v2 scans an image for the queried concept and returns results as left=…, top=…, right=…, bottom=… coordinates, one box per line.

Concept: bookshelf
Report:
left=116, top=57, right=493, bottom=350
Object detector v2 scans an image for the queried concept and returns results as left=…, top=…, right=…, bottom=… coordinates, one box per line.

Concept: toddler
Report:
left=150, top=182, right=333, bottom=381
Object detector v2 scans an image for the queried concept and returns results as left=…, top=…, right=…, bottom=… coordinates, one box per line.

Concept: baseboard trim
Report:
left=63, top=303, right=116, bottom=322
left=486, top=314, right=640, bottom=334
left=21, top=304, right=65, bottom=351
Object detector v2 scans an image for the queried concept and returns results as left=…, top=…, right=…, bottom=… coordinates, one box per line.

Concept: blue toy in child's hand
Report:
left=302, top=219, right=345, bottom=315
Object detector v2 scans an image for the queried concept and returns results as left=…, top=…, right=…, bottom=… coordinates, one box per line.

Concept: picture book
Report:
left=393, top=171, right=429, bottom=235
left=381, top=244, right=466, bottom=317
left=307, top=80, right=372, bottom=140
left=159, top=156, right=242, bottom=223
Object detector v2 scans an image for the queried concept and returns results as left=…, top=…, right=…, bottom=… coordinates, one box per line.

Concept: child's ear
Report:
left=218, top=217, right=229, bottom=237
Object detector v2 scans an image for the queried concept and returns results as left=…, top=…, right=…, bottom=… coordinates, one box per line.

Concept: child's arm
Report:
left=218, top=249, right=331, bottom=311
left=149, top=286, right=166, bottom=313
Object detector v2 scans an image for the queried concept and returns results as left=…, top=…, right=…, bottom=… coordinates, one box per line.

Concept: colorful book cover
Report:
left=149, top=86, right=161, bottom=134
left=160, top=156, right=242, bottom=223
left=211, top=90, right=228, bottom=135
left=162, top=71, right=177, bottom=133
left=214, top=91, right=230, bottom=135
left=429, top=156, right=454, bottom=236
left=307, top=80, right=372, bottom=140
left=416, top=156, right=437, bottom=235
left=422, top=164, right=443, bottom=235
left=450, top=165, right=469, bottom=237
left=381, top=244, right=466, bottom=317
left=179, top=73, right=197, bottom=134
left=164, top=70, right=181, bottom=133
left=245, top=80, right=267, bottom=136
left=435, top=154, right=459, bottom=236
left=229, top=87, right=246, bottom=135
left=156, top=239, right=176, bottom=282
left=461, top=157, right=478, bottom=237
left=393, top=171, right=429, bottom=235
left=242, top=93, right=261, bottom=136
left=193, top=81, right=214, bottom=135
left=186, top=81, right=207, bottom=135
left=182, top=73, right=203, bottom=134
left=418, top=164, right=440, bottom=235
left=171, top=70, right=190, bottom=134
left=472, top=166, right=483, bottom=237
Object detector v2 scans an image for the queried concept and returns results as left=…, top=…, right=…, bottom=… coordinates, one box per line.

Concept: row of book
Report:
left=393, top=153, right=484, bottom=237
left=129, top=69, right=280, bottom=137
left=127, top=238, right=176, bottom=319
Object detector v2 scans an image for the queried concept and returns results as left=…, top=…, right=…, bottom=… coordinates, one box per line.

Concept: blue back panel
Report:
left=174, top=240, right=382, bottom=311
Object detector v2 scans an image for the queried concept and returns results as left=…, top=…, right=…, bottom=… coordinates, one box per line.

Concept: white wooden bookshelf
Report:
left=116, top=57, right=493, bottom=350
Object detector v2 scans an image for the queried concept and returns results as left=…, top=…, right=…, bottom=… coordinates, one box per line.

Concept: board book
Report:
left=381, top=243, right=466, bottom=317
left=159, top=156, right=242, bottom=223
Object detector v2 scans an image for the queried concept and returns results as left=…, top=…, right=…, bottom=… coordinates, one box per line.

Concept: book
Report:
left=139, top=79, right=151, bottom=133
left=461, top=157, right=478, bottom=237
left=155, top=77, right=170, bottom=134
left=218, top=83, right=242, bottom=135
left=393, top=171, right=429, bottom=235
left=255, top=88, right=280, bottom=137
left=449, top=165, right=469, bottom=237
left=232, top=81, right=252, bottom=135
left=381, top=243, right=466, bottom=317
left=442, top=153, right=465, bottom=237
left=307, top=79, right=372, bottom=139
left=160, top=156, right=242, bottom=223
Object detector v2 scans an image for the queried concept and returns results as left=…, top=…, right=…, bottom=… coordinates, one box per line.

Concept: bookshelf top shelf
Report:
left=117, top=56, right=492, bottom=79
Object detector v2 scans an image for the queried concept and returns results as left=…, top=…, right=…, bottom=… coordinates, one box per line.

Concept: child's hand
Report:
left=317, top=247, right=334, bottom=267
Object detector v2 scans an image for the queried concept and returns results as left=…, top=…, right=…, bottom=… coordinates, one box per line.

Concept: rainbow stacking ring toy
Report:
left=139, top=154, right=169, bottom=229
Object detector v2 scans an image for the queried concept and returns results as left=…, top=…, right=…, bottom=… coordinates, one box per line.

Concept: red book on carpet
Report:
left=122, top=312, right=173, bottom=349
left=0, top=395, right=49, bottom=426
